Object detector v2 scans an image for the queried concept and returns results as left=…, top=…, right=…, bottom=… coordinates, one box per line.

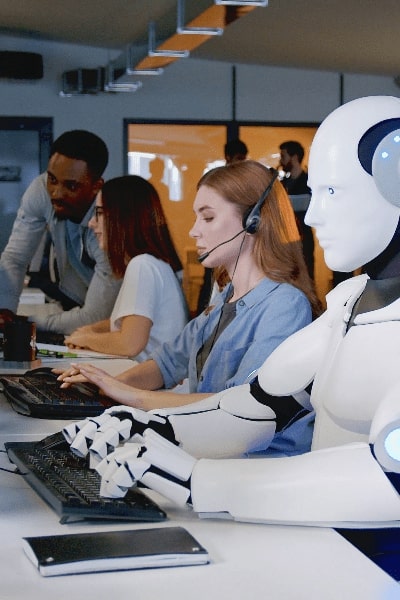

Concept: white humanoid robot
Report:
left=64, top=95, right=400, bottom=527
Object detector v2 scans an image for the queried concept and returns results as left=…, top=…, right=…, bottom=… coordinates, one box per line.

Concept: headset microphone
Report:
left=197, top=228, right=247, bottom=263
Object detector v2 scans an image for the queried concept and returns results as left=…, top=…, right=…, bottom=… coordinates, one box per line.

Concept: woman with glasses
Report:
left=63, top=175, right=188, bottom=359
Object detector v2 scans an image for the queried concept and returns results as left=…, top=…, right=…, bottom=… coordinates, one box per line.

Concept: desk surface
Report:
left=0, top=363, right=399, bottom=600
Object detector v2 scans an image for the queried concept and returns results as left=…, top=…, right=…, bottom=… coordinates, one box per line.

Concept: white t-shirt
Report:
left=110, top=254, right=188, bottom=362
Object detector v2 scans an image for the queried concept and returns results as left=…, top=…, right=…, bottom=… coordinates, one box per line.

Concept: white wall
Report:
left=0, top=34, right=399, bottom=178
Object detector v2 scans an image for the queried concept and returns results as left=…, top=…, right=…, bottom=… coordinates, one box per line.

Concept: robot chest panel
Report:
left=313, top=320, right=400, bottom=430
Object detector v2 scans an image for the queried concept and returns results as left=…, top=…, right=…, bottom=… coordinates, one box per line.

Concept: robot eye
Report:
left=328, top=187, right=335, bottom=195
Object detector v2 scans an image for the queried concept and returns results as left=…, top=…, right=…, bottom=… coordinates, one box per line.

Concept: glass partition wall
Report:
left=125, top=120, right=330, bottom=314
left=0, top=117, right=52, bottom=254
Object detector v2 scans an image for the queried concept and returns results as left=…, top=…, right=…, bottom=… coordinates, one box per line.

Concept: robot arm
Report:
left=96, top=431, right=400, bottom=527
left=191, top=443, right=400, bottom=527
left=174, top=308, right=333, bottom=459
left=166, top=379, right=313, bottom=458
left=63, top=386, right=280, bottom=467
left=190, top=358, right=400, bottom=526
left=63, top=377, right=315, bottom=469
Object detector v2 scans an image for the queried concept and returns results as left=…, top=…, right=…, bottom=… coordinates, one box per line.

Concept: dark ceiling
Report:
left=0, top=0, right=399, bottom=77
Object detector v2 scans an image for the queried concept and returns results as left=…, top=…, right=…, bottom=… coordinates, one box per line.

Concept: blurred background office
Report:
left=0, top=0, right=399, bottom=313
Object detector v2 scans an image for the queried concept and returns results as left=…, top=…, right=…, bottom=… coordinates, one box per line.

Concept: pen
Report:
left=36, top=349, right=78, bottom=359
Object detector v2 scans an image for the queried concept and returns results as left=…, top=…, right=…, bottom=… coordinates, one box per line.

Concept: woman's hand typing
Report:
left=56, top=362, right=146, bottom=408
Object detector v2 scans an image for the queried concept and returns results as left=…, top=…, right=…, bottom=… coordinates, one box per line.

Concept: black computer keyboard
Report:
left=0, top=367, right=117, bottom=419
left=5, top=432, right=167, bottom=524
left=36, top=330, right=66, bottom=346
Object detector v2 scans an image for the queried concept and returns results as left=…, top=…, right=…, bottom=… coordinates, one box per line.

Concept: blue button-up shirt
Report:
left=152, top=277, right=312, bottom=393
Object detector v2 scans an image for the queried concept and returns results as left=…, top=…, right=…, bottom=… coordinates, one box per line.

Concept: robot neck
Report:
left=364, top=217, right=400, bottom=280
left=353, top=275, right=400, bottom=317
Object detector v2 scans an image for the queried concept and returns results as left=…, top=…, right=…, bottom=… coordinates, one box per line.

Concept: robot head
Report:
left=305, top=96, right=400, bottom=273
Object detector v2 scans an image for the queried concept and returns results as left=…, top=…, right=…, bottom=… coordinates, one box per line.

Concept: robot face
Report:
left=305, top=96, right=400, bottom=273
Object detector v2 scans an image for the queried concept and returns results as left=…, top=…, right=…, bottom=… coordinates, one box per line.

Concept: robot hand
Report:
left=63, top=378, right=312, bottom=468
left=96, top=429, right=196, bottom=505
left=62, top=405, right=175, bottom=467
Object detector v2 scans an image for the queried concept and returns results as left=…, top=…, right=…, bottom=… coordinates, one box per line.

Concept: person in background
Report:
left=58, top=160, right=320, bottom=461
left=224, top=138, right=248, bottom=164
left=279, top=140, right=315, bottom=279
left=148, top=156, right=170, bottom=202
left=279, top=140, right=309, bottom=195
left=0, top=130, right=121, bottom=336
left=64, top=175, right=188, bottom=360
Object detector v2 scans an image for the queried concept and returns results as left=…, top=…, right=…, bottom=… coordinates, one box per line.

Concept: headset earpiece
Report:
left=242, top=169, right=279, bottom=234
left=358, top=118, right=400, bottom=207
left=242, top=205, right=261, bottom=234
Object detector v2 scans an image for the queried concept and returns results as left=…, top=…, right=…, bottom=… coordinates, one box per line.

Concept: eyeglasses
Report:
left=94, top=206, right=104, bottom=221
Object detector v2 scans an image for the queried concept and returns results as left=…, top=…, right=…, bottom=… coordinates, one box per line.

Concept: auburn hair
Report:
left=100, top=175, right=182, bottom=278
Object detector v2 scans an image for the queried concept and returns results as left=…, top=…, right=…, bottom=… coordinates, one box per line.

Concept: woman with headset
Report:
left=58, top=161, right=320, bottom=429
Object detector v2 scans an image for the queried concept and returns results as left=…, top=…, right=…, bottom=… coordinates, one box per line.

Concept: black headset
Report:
left=242, top=169, right=280, bottom=234
left=358, top=117, right=400, bottom=207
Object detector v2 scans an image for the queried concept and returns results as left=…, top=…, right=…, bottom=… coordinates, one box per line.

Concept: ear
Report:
left=372, top=129, right=400, bottom=207
left=358, top=118, right=400, bottom=207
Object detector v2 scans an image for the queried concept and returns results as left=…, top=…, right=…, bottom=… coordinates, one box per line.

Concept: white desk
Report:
left=0, top=371, right=399, bottom=599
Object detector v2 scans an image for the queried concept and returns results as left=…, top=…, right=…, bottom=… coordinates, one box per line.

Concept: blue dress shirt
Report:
left=152, top=277, right=312, bottom=393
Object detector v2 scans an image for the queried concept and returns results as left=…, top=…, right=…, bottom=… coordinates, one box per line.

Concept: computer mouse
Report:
left=25, top=366, right=56, bottom=377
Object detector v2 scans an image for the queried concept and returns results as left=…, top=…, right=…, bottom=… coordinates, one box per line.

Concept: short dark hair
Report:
left=224, top=138, right=248, bottom=161
left=50, top=130, right=108, bottom=180
left=279, top=141, right=305, bottom=163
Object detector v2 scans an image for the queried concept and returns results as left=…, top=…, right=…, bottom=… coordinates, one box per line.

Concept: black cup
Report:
left=3, top=318, right=36, bottom=362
